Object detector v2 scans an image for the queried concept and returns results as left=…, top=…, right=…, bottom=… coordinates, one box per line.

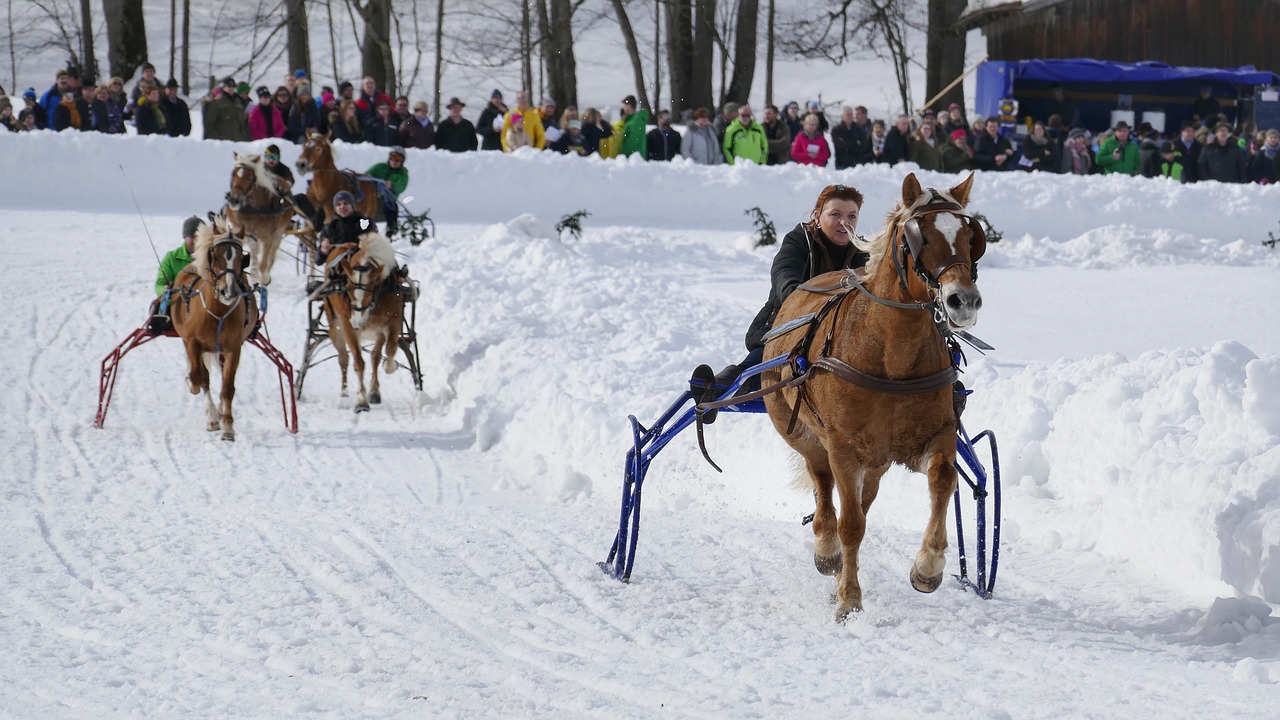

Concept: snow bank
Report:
left=6, top=130, right=1280, bottom=262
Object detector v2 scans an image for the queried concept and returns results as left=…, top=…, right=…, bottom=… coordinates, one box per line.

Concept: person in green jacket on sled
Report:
left=365, top=146, right=410, bottom=238
left=149, top=215, right=203, bottom=333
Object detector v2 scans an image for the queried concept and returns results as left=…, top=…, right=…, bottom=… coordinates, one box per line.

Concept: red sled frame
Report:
left=94, top=317, right=298, bottom=433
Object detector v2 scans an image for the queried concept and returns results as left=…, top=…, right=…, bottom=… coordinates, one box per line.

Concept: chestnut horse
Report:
left=224, top=152, right=292, bottom=286
left=295, top=132, right=382, bottom=225
left=316, top=232, right=405, bottom=412
left=170, top=217, right=260, bottom=441
left=762, top=173, right=986, bottom=621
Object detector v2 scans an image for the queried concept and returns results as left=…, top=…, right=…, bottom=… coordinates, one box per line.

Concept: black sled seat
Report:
left=599, top=354, right=1002, bottom=599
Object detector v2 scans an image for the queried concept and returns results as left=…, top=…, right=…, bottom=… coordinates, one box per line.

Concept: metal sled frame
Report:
left=599, top=355, right=1001, bottom=599
left=94, top=317, right=298, bottom=434
left=294, top=276, right=425, bottom=398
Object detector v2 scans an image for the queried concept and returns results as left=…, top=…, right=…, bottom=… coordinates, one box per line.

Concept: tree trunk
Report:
left=665, top=0, right=692, bottom=115
left=723, top=0, right=757, bottom=105
left=651, top=0, right=660, bottom=111
left=433, top=0, right=444, bottom=122
left=691, top=0, right=714, bottom=112
left=168, top=0, right=175, bottom=81
left=181, top=0, right=191, bottom=91
left=358, top=0, right=395, bottom=96
left=549, top=0, right=577, bottom=107
left=609, top=0, right=649, bottom=110
left=80, top=0, right=97, bottom=83
left=103, top=0, right=148, bottom=82
left=286, top=0, right=311, bottom=78
left=765, top=0, right=774, bottom=106
left=520, top=1, right=532, bottom=94
left=925, top=0, right=967, bottom=113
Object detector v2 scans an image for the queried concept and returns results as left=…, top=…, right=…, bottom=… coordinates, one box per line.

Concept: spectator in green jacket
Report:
left=1096, top=120, right=1141, bottom=176
left=365, top=146, right=409, bottom=237
left=619, top=94, right=649, bottom=158
left=723, top=104, right=768, bottom=164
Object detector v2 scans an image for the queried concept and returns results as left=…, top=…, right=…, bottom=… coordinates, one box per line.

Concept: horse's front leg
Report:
left=804, top=452, right=842, bottom=577
left=201, top=351, right=220, bottom=431
left=831, top=456, right=869, bottom=622
left=218, top=348, right=241, bottom=442
left=368, top=335, right=384, bottom=405
left=911, top=440, right=959, bottom=593
left=350, top=335, right=369, bottom=413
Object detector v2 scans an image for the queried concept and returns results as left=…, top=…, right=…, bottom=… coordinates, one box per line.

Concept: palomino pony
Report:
left=170, top=216, right=260, bottom=441
left=224, top=152, right=292, bottom=286
left=295, top=132, right=382, bottom=225
left=317, top=232, right=405, bottom=412
left=762, top=172, right=986, bottom=621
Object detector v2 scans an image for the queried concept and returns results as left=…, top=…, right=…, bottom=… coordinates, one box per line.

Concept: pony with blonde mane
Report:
left=295, top=132, right=382, bottom=225
left=170, top=215, right=260, bottom=441
left=317, top=232, right=405, bottom=412
left=224, top=152, right=292, bottom=286
left=762, top=172, right=986, bottom=621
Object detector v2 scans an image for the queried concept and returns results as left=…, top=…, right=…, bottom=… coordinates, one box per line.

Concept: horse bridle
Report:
left=322, top=248, right=387, bottom=313
left=896, top=189, right=987, bottom=291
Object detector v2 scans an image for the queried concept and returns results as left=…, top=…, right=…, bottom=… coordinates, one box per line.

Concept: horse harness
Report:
left=172, top=236, right=261, bottom=351
left=692, top=194, right=989, bottom=469
left=313, top=248, right=414, bottom=313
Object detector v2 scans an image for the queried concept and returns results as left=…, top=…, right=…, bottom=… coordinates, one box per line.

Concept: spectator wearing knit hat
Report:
left=21, top=88, right=48, bottom=129
left=940, top=128, right=973, bottom=173
left=477, top=89, right=507, bottom=151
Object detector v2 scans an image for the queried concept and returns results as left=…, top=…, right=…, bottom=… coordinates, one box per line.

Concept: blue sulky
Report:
left=599, top=356, right=1001, bottom=600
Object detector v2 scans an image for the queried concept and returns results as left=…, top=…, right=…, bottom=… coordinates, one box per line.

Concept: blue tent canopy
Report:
left=975, top=59, right=1280, bottom=132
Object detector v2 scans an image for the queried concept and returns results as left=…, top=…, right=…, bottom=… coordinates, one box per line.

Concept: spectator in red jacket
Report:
left=354, top=76, right=393, bottom=124
left=248, top=86, right=286, bottom=140
left=791, top=113, right=831, bottom=166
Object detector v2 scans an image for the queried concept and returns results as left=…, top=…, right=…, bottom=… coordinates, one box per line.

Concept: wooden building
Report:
left=959, top=0, right=1280, bottom=74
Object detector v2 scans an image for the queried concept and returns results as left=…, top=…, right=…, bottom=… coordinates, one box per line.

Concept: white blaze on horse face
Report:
left=932, top=212, right=963, bottom=254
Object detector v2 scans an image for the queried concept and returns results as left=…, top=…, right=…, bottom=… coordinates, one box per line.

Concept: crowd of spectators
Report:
left=6, top=65, right=1277, bottom=185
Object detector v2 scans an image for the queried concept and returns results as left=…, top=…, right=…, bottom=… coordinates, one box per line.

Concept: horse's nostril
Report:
left=974, top=296, right=983, bottom=310
left=946, top=294, right=962, bottom=309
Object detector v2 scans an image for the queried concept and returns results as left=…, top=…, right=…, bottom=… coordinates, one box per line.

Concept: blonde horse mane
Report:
left=191, top=215, right=236, bottom=282
left=232, top=153, right=277, bottom=196
left=854, top=184, right=968, bottom=281
left=355, top=232, right=399, bottom=281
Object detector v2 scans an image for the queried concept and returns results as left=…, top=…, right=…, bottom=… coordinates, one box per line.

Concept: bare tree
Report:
left=609, top=0, right=649, bottom=109
left=434, top=0, right=444, bottom=120
left=723, top=0, right=758, bottom=104
left=925, top=0, right=966, bottom=113
left=778, top=0, right=924, bottom=115
left=286, top=0, right=311, bottom=78
left=349, top=0, right=395, bottom=95
left=181, top=0, right=191, bottom=91
left=103, top=0, right=148, bottom=81
left=79, top=0, right=96, bottom=82
left=664, top=0, right=714, bottom=115
left=764, top=0, right=774, bottom=106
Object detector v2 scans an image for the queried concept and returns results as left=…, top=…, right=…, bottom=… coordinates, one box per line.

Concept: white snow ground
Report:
left=2, top=130, right=1280, bottom=718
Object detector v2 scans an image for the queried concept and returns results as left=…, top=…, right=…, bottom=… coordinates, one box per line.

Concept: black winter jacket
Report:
left=1198, top=138, right=1248, bottom=183
left=745, top=223, right=870, bottom=350
left=830, top=122, right=867, bottom=170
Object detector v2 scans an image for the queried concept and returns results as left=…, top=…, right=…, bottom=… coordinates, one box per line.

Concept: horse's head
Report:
left=342, top=232, right=398, bottom=328
left=898, top=173, right=985, bottom=330
left=195, top=218, right=250, bottom=304
left=227, top=153, right=263, bottom=211
left=296, top=131, right=332, bottom=175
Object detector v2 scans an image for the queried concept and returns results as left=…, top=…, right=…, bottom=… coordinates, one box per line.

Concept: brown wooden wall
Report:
left=982, top=0, right=1280, bottom=73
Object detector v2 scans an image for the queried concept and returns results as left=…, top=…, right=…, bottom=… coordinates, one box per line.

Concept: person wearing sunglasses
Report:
left=722, top=103, right=768, bottom=165
left=691, top=184, right=868, bottom=419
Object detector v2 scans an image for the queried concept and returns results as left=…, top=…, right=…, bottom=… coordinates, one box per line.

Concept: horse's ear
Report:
left=207, top=210, right=218, bottom=223
left=901, top=172, right=924, bottom=208
left=949, top=171, right=976, bottom=207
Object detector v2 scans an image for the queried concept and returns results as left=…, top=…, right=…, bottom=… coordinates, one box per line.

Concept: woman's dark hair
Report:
left=693, top=107, right=710, bottom=120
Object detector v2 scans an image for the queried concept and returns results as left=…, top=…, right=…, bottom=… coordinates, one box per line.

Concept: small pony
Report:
left=762, top=172, right=986, bottom=621
left=317, top=232, right=406, bottom=412
left=170, top=216, right=260, bottom=441
left=295, top=132, right=382, bottom=225
left=224, top=152, right=293, bottom=286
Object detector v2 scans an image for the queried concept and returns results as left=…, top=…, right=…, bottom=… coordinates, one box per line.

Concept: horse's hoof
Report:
left=835, top=603, right=862, bottom=623
left=354, top=403, right=370, bottom=413
left=814, top=552, right=843, bottom=576
left=207, top=421, right=221, bottom=431
left=910, top=566, right=943, bottom=594
left=370, top=391, right=381, bottom=404
left=221, top=432, right=235, bottom=442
